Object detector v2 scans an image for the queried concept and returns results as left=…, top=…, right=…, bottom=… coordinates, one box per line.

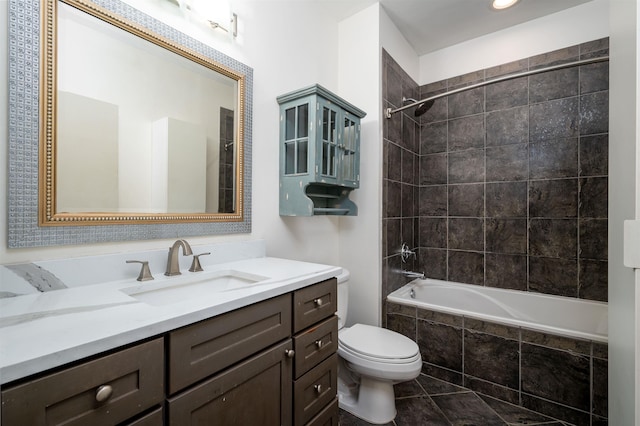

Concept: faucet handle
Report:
left=189, top=252, right=211, bottom=272
left=126, top=260, right=154, bottom=281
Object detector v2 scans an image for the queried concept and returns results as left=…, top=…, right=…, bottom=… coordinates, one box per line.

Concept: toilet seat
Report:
left=338, top=324, right=420, bottom=364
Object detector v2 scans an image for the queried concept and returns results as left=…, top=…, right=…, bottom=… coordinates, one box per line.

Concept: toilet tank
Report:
left=337, top=269, right=349, bottom=329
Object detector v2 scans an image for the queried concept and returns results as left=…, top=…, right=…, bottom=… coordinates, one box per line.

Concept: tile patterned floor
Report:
left=339, top=374, right=569, bottom=426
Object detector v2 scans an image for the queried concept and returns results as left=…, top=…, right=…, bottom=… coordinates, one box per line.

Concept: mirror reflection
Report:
left=41, top=0, right=245, bottom=225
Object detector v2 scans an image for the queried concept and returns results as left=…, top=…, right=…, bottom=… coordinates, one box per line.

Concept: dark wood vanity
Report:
left=1, top=278, right=339, bottom=425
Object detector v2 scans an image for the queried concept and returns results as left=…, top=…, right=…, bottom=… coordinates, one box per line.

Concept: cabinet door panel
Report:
left=1, top=339, right=164, bottom=426
left=293, top=278, right=337, bottom=333
left=168, top=340, right=293, bottom=426
left=168, top=294, right=292, bottom=394
left=293, top=354, right=338, bottom=425
left=305, top=398, right=339, bottom=426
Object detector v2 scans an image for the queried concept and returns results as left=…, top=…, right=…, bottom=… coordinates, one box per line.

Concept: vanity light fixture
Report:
left=492, top=0, right=519, bottom=10
left=175, top=0, right=238, bottom=37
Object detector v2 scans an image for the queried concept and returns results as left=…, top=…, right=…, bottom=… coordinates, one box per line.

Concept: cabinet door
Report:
left=168, top=339, right=293, bottom=426
left=316, top=99, right=340, bottom=185
left=1, top=338, right=164, bottom=426
left=339, top=113, right=360, bottom=188
left=282, top=100, right=311, bottom=176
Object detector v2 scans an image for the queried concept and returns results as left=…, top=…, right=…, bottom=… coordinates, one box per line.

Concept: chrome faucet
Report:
left=165, top=239, right=193, bottom=276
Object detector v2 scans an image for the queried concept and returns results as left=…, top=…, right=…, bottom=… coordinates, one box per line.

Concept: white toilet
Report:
left=336, top=269, right=422, bottom=424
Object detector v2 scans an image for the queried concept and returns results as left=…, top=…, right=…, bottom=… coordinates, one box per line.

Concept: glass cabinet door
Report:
left=320, top=103, right=337, bottom=180
left=341, top=115, right=358, bottom=184
left=283, top=103, right=309, bottom=175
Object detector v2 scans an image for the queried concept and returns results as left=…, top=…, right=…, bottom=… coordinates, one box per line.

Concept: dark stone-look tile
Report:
left=387, top=313, right=416, bottom=342
left=593, top=358, right=608, bottom=418
left=418, top=248, right=447, bottom=281
left=422, top=363, right=464, bottom=386
left=418, top=320, right=463, bottom=372
left=400, top=184, right=415, bottom=218
left=448, top=69, right=484, bottom=88
left=579, top=259, right=608, bottom=302
left=486, top=218, right=527, bottom=254
left=421, top=121, right=448, bottom=154
left=485, top=106, right=528, bottom=146
left=580, top=91, right=609, bottom=136
left=529, top=138, right=578, bottom=179
left=528, top=256, right=578, bottom=297
left=401, top=149, right=417, bottom=184
left=529, top=97, right=579, bottom=142
left=448, top=114, right=484, bottom=152
left=593, top=342, right=608, bottom=360
left=417, top=308, right=463, bottom=327
left=402, top=114, right=418, bottom=154
left=384, top=57, right=404, bottom=108
left=486, top=144, right=528, bottom=182
left=448, top=184, right=484, bottom=217
left=448, top=251, right=484, bottom=286
left=419, top=95, right=448, bottom=124
left=529, top=179, right=578, bottom=218
left=464, top=331, right=519, bottom=389
left=394, top=378, right=426, bottom=399
left=417, top=374, right=468, bottom=396
left=387, top=301, right=416, bottom=317
left=419, top=185, right=447, bottom=217
left=385, top=141, right=402, bottom=181
left=421, top=153, right=448, bottom=185
left=449, top=218, right=484, bottom=251
left=478, top=394, right=558, bottom=425
left=448, top=86, right=484, bottom=119
left=385, top=101, right=403, bottom=145
left=485, top=58, right=528, bottom=79
left=431, top=392, right=507, bottom=426
left=530, top=45, right=579, bottom=69
left=448, top=149, right=485, bottom=184
left=580, top=134, right=608, bottom=176
left=580, top=62, right=609, bottom=94
left=394, top=396, right=452, bottom=426
left=521, top=329, right=591, bottom=356
left=529, top=67, right=579, bottom=103
left=521, top=343, right=591, bottom=411
left=485, top=77, right=528, bottom=112
left=486, top=182, right=527, bottom=218
left=579, top=177, right=608, bottom=218
left=529, top=219, right=577, bottom=258
left=579, top=219, right=608, bottom=260
left=521, top=393, right=590, bottom=426
left=465, top=318, right=519, bottom=340
left=485, top=253, right=527, bottom=291
left=463, top=376, right=520, bottom=405
left=385, top=180, right=402, bottom=218
left=580, top=37, right=609, bottom=57
left=384, top=218, right=400, bottom=257
left=419, top=217, right=447, bottom=249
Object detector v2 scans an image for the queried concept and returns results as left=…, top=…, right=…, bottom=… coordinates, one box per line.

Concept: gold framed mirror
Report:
left=39, top=0, right=245, bottom=226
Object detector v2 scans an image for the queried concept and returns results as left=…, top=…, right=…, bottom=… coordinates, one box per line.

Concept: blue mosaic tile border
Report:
left=8, top=0, right=253, bottom=248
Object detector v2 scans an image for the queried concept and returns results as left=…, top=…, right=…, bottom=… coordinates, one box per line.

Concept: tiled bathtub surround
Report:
left=382, top=38, right=609, bottom=303
left=387, top=302, right=608, bottom=425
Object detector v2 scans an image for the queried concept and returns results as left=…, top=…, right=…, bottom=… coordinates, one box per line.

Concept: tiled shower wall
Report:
left=382, top=38, right=609, bottom=307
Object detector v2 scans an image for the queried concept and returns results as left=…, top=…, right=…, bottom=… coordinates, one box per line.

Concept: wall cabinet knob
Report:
left=95, top=385, right=113, bottom=402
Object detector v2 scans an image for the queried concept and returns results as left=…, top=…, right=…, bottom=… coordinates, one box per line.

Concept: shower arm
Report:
left=384, top=56, right=609, bottom=119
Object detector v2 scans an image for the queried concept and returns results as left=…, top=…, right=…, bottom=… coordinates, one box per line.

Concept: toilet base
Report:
left=338, top=373, right=397, bottom=424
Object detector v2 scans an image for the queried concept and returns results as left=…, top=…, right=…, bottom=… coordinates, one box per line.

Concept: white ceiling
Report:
left=323, top=0, right=594, bottom=55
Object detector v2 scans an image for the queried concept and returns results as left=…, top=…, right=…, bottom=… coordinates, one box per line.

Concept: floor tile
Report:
left=417, top=374, right=469, bottom=396
left=430, top=392, right=508, bottom=425
left=478, top=394, right=558, bottom=425
left=394, top=396, right=452, bottom=425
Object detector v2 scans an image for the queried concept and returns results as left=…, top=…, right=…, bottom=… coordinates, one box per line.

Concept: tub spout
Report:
left=401, top=270, right=425, bottom=280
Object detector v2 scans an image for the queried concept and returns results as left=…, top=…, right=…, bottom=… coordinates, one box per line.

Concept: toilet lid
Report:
left=339, top=324, right=419, bottom=360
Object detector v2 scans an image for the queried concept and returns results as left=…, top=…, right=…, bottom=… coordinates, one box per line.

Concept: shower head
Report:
left=414, top=99, right=435, bottom=117
left=401, top=96, right=434, bottom=117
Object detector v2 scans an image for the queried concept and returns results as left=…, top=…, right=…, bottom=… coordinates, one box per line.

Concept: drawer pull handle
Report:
left=314, top=384, right=322, bottom=394
left=314, top=298, right=323, bottom=307
left=315, top=340, right=323, bottom=349
left=95, top=385, right=113, bottom=402
left=285, top=349, right=295, bottom=358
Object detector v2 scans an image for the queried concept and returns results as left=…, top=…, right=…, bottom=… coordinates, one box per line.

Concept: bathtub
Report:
left=387, top=278, right=607, bottom=343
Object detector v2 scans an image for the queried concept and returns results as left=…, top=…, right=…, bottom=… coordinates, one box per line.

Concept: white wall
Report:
left=0, top=1, right=347, bottom=267
left=419, top=0, right=609, bottom=85
left=609, top=0, right=638, bottom=424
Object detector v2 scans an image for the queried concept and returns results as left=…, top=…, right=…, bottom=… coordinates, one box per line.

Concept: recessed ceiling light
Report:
left=492, top=0, right=519, bottom=10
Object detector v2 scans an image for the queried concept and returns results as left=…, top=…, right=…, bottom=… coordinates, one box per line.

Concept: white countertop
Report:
left=0, top=256, right=340, bottom=385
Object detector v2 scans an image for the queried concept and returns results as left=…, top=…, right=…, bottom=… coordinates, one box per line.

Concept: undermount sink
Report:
left=121, top=270, right=271, bottom=306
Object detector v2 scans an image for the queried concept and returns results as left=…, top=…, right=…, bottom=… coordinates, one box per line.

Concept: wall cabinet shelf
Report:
left=277, top=84, right=366, bottom=216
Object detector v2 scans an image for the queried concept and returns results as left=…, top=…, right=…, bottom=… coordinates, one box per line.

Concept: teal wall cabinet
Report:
left=277, top=85, right=366, bottom=216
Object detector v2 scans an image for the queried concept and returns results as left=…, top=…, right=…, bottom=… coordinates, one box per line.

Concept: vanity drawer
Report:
left=126, top=407, right=164, bottom=426
left=168, top=293, right=292, bottom=394
left=305, top=397, right=339, bottom=426
left=293, top=315, right=338, bottom=379
left=293, top=354, right=338, bottom=426
left=293, top=278, right=337, bottom=333
left=1, top=338, right=164, bottom=426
